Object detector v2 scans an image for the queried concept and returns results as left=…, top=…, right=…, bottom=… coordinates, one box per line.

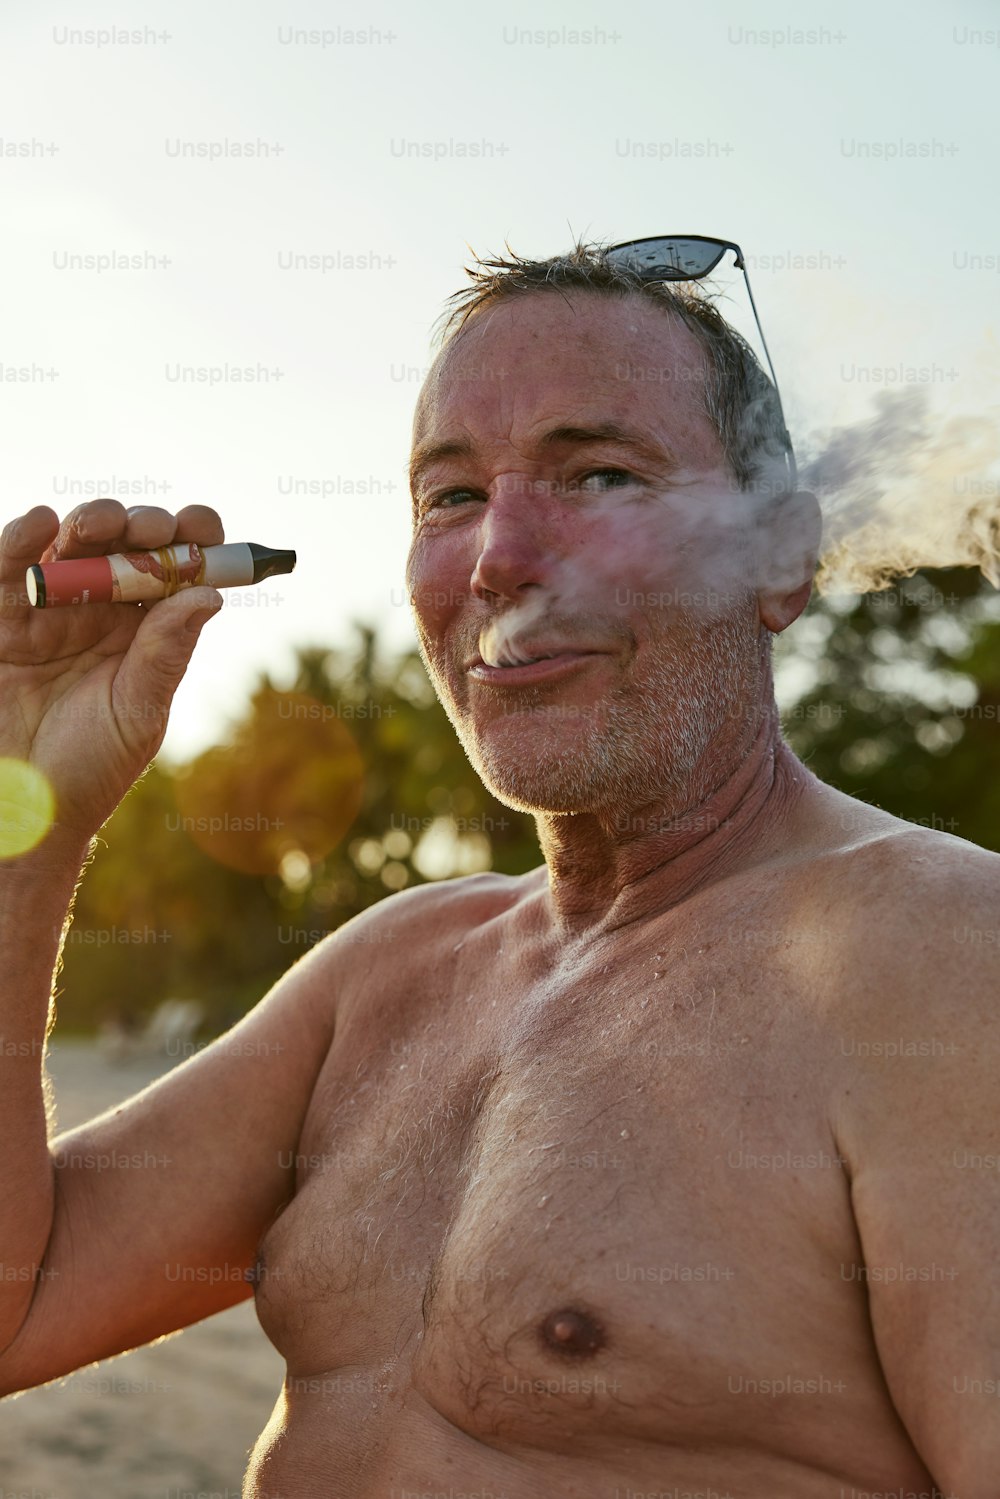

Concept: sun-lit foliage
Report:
left=778, top=568, right=1000, bottom=843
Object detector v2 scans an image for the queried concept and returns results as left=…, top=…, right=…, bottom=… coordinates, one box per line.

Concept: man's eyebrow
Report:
left=409, top=436, right=475, bottom=493
left=538, top=423, right=679, bottom=468
left=409, top=422, right=677, bottom=493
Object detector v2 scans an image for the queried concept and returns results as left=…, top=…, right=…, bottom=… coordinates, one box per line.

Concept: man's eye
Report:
left=422, top=470, right=635, bottom=511
left=428, top=488, right=481, bottom=509
left=575, top=468, right=636, bottom=492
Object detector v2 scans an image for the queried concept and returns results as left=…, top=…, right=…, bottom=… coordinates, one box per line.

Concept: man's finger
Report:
left=40, top=499, right=130, bottom=563
left=121, top=506, right=182, bottom=551
left=172, top=505, right=225, bottom=547
left=0, top=507, right=62, bottom=611
left=0, top=507, right=61, bottom=576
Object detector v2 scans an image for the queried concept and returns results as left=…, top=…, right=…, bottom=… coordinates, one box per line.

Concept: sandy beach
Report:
left=0, top=1039, right=285, bottom=1499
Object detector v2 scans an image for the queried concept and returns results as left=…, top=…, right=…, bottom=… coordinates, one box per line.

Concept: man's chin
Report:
left=453, top=710, right=607, bottom=814
left=458, top=727, right=663, bottom=818
left=471, top=776, right=604, bottom=817
left=469, top=769, right=596, bottom=816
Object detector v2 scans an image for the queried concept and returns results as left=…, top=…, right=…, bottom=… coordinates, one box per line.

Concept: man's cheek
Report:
left=642, top=520, right=754, bottom=609
left=405, top=535, right=479, bottom=618
left=597, top=553, right=749, bottom=628
left=408, top=582, right=477, bottom=618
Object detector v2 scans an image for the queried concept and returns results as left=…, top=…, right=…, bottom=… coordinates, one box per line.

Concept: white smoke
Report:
left=479, top=600, right=550, bottom=668
left=805, top=386, right=1000, bottom=595
left=473, top=380, right=1000, bottom=673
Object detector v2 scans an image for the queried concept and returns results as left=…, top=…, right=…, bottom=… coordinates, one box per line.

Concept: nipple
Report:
left=540, top=1306, right=605, bottom=1357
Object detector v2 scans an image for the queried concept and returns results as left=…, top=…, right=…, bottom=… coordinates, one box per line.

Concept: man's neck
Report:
left=535, top=708, right=812, bottom=937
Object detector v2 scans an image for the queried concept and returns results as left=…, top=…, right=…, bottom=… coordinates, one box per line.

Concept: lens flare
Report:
left=0, top=758, right=56, bottom=858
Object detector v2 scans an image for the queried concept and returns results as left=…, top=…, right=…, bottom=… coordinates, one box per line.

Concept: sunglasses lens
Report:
left=607, top=237, right=727, bottom=280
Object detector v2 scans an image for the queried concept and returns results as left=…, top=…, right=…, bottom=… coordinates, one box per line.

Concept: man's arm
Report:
left=0, top=918, right=339, bottom=1396
left=832, top=840, right=1000, bottom=1495
left=0, top=498, right=342, bottom=1395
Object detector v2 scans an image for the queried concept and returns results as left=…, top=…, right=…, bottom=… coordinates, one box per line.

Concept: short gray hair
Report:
left=433, top=238, right=795, bottom=496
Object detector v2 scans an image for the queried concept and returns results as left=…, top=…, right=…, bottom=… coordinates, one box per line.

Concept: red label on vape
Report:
left=35, top=556, right=115, bottom=606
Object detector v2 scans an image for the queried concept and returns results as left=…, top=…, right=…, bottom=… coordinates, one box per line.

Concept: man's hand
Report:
left=0, top=500, right=224, bottom=845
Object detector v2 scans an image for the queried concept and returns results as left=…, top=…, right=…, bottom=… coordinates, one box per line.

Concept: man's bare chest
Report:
left=251, top=912, right=884, bottom=1457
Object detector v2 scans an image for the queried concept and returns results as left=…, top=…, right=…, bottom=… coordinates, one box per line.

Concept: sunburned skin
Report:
left=240, top=760, right=958, bottom=1496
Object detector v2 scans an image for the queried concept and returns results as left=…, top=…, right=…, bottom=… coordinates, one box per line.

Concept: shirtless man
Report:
left=0, top=243, right=997, bottom=1498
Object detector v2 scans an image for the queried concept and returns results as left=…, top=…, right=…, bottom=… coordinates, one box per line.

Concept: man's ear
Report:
left=755, top=489, right=823, bottom=634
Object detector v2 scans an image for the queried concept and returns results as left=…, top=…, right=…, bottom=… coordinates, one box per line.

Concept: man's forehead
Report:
left=411, top=291, right=710, bottom=465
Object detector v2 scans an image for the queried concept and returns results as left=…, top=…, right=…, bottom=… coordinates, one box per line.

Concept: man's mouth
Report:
left=465, top=644, right=606, bottom=686
left=481, top=647, right=563, bottom=669
left=469, top=638, right=593, bottom=670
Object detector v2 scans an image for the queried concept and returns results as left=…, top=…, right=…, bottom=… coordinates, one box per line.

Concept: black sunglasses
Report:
left=605, top=235, right=797, bottom=491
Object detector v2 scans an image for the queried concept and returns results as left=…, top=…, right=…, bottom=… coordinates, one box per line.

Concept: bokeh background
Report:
left=2, top=0, right=999, bottom=1493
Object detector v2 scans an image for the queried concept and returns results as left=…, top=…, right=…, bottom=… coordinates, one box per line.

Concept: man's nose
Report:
left=469, top=476, right=560, bottom=602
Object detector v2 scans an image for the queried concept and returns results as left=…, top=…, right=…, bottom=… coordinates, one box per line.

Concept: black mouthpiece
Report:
left=247, top=544, right=297, bottom=583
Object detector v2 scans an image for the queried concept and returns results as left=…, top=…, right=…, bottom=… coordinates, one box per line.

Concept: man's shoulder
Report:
left=796, top=780, right=1000, bottom=905
left=306, top=866, right=542, bottom=971
left=819, top=800, right=1000, bottom=915
left=806, top=801, right=1000, bottom=1023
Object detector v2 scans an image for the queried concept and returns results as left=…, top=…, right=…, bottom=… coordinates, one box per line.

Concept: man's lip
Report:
left=464, top=645, right=604, bottom=670
left=466, top=650, right=606, bottom=685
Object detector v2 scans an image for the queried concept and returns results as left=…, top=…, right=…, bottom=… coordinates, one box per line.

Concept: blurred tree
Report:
left=778, top=568, right=1000, bottom=849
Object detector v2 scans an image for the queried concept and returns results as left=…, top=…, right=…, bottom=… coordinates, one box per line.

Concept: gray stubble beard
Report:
left=418, top=598, right=768, bottom=824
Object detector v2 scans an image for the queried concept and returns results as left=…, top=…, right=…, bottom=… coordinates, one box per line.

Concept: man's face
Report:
left=405, top=291, right=768, bottom=817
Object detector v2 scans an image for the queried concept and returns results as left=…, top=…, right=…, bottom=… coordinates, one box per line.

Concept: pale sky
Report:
left=3, top=0, right=998, bottom=759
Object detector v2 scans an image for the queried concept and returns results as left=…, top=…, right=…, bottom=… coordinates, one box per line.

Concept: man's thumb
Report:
left=119, top=586, right=224, bottom=702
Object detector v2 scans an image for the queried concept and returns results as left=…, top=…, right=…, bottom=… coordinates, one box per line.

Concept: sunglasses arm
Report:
left=733, top=255, right=798, bottom=491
